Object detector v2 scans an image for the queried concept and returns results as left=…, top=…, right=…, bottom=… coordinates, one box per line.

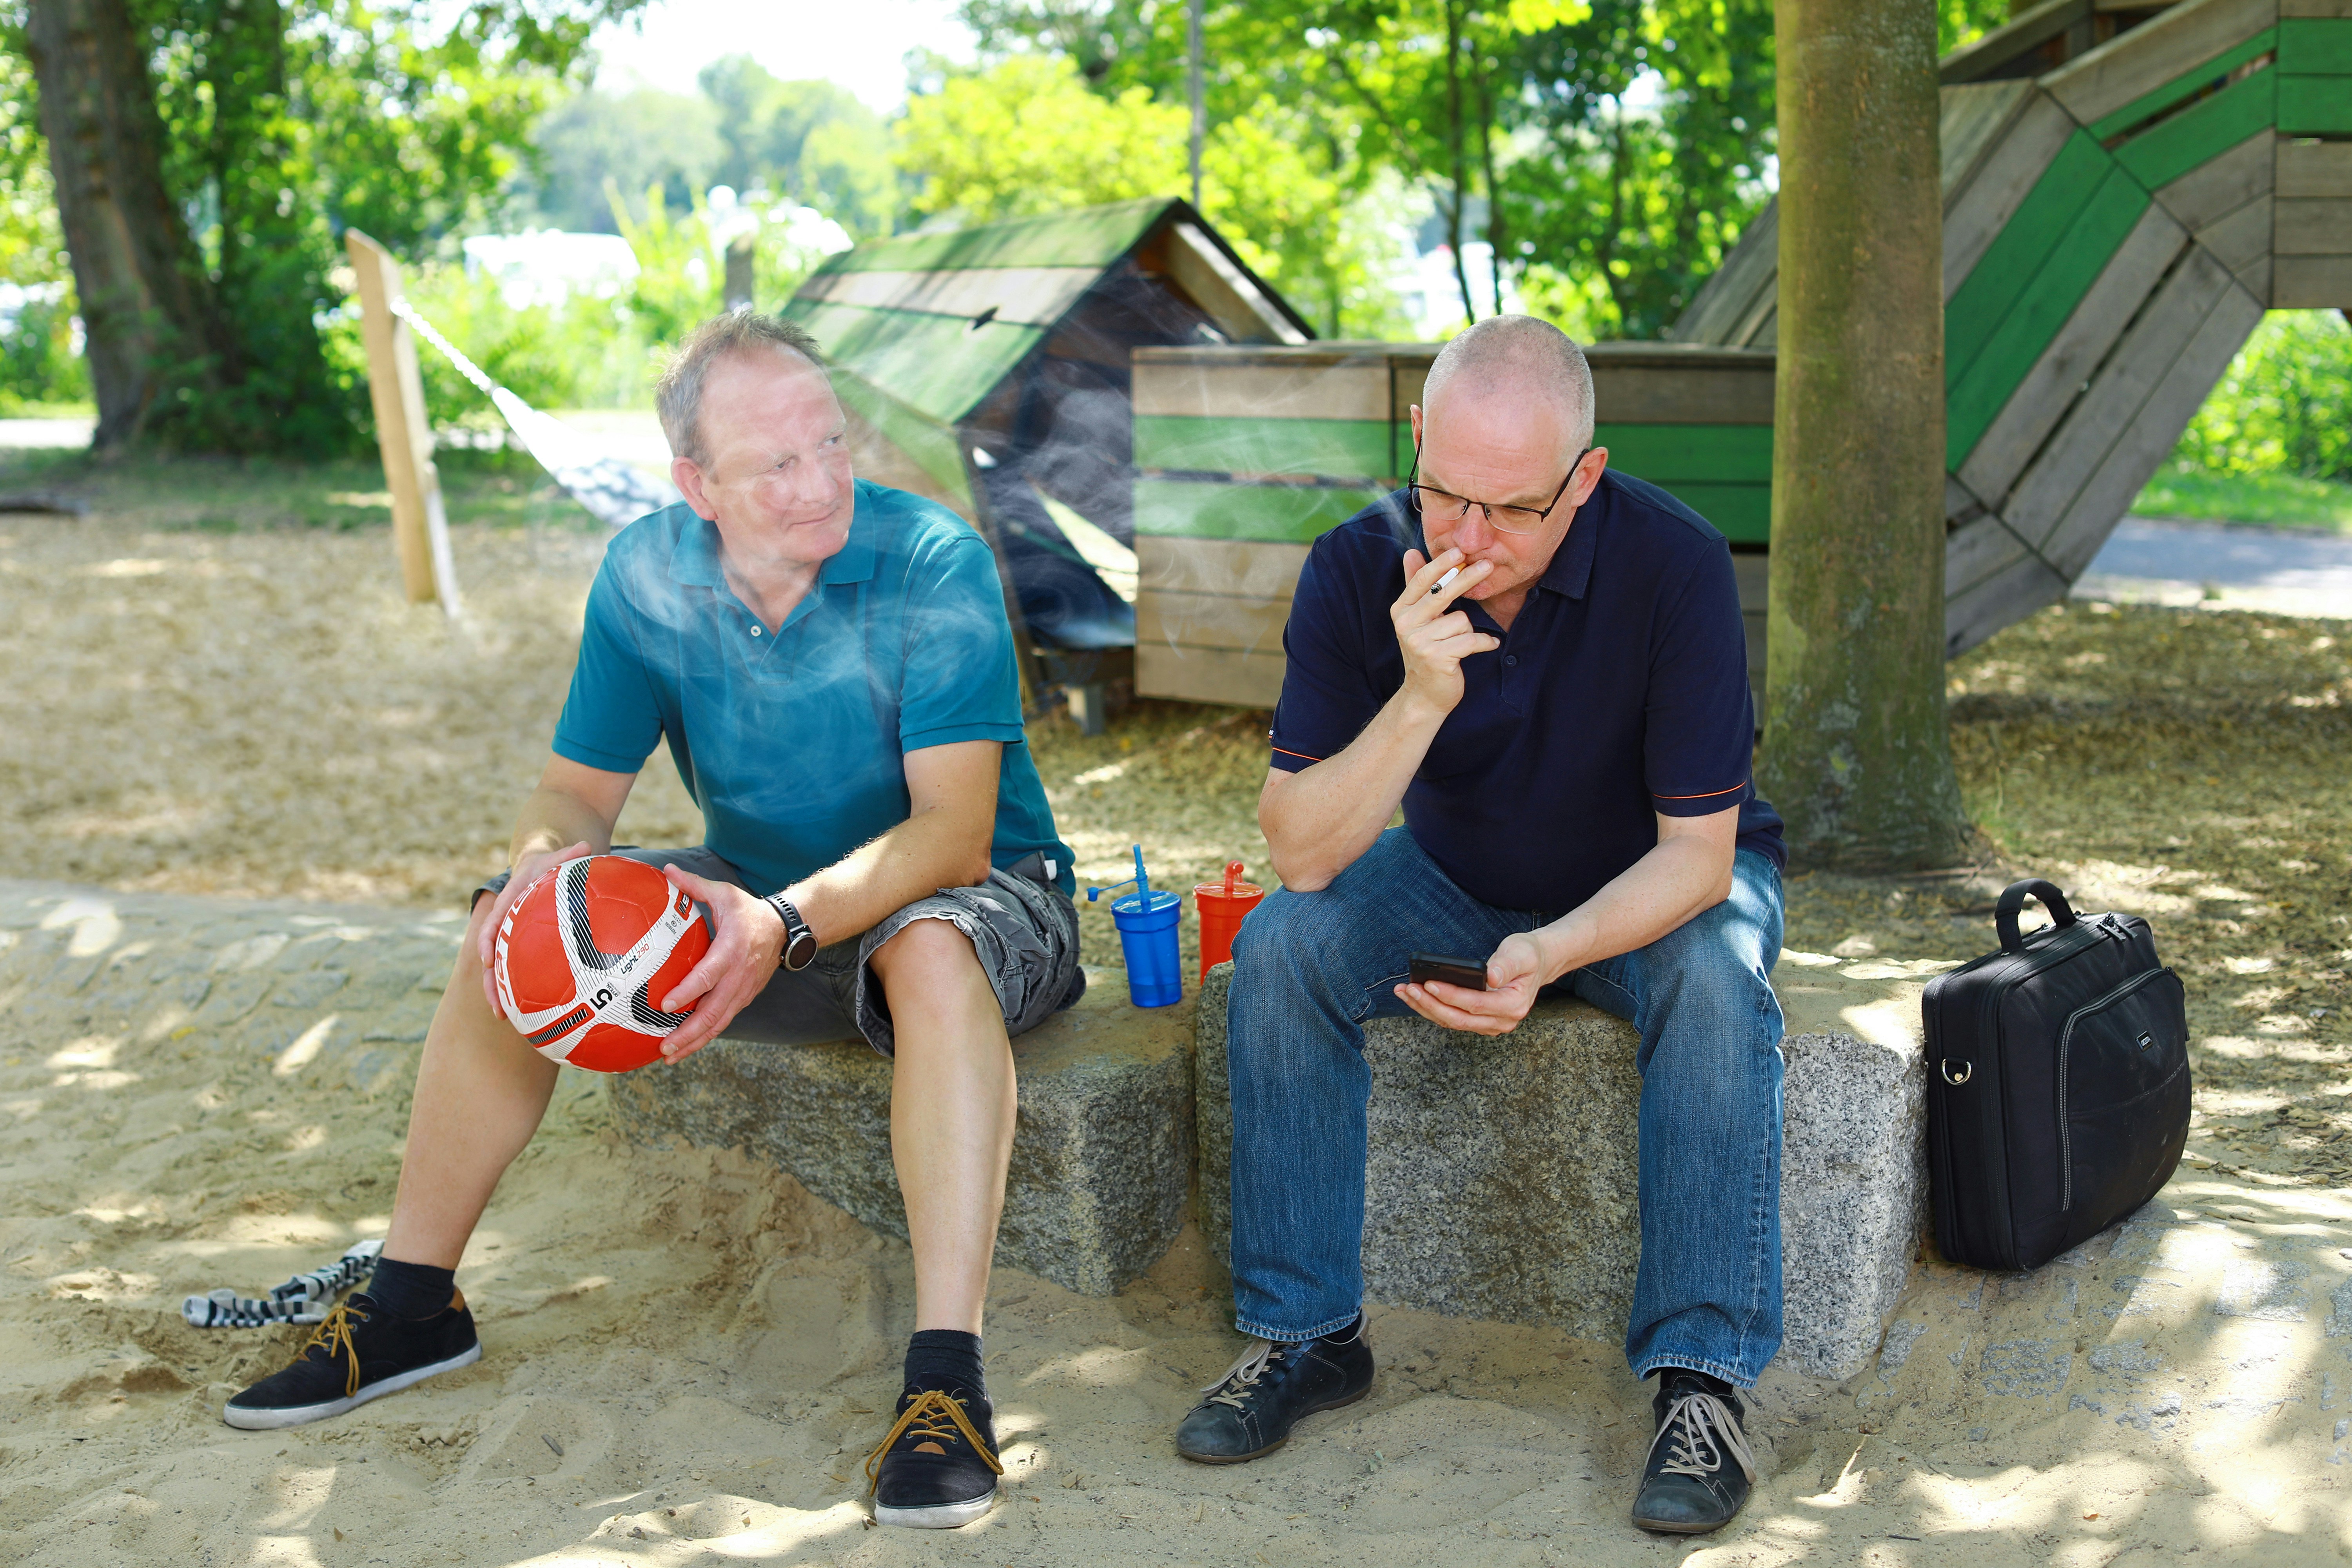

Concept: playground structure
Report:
left=775, top=198, right=1308, bottom=685
left=1679, top=0, right=2352, bottom=655
left=1129, top=0, right=2351, bottom=704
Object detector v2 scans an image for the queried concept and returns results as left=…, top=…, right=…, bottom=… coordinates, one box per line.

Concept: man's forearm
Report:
left=780, top=804, right=994, bottom=947
left=507, top=786, right=620, bottom=866
left=1530, top=834, right=1736, bottom=982
left=1263, top=688, right=1448, bottom=891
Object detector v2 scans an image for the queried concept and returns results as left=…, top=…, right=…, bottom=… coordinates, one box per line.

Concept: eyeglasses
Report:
left=1407, top=443, right=1590, bottom=536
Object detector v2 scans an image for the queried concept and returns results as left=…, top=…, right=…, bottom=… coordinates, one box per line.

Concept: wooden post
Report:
left=345, top=229, right=459, bottom=614
left=724, top=234, right=755, bottom=312
left=1753, top=0, right=1969, bottom=868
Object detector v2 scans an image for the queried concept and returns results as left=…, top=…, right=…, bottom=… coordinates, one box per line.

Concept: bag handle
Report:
left=1995, top=878, right=2077, bottom=953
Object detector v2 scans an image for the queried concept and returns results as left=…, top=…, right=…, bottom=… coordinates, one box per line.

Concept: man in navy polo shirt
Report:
left=1175, top=317, right=1786, bottom=1537
left=224, top=312, right=1075, bottom=1531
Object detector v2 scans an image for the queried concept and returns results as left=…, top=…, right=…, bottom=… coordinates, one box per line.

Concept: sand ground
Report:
left=0, top=467, right=2348, bottom=1564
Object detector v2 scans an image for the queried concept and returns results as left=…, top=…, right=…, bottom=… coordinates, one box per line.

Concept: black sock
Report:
left=367, top=1257, right=457, bottom=1320
left=904, top=1329, right=986, bottom=1403
left=1317, top=1313, right=1366, bottom=1346
left=1658, top=1367, right=1736, bottom=1399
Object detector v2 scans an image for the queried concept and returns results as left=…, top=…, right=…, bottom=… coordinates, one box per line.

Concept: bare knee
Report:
left=870, top=916, right=984, bottom=984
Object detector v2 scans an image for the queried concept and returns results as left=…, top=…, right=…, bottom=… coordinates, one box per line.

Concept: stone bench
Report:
left=608, top=967, right=1194, bottom=1298
left=1194, top=953, right=1945, bottom=1379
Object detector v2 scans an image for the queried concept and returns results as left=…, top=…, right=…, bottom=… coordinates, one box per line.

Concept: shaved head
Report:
left=1421, top=315, right=1596, bottom=450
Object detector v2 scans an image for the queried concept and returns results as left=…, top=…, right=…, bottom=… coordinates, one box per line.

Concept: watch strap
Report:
left=766, top=893, right=817, bottom=970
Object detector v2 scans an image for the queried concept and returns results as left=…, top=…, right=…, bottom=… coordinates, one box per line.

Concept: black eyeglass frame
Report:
left=1406, top=441, right=1592, bottom=536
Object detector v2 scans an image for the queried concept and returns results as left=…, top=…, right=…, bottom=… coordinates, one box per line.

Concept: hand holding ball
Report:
left=492, top=855, right=712, bottom=1073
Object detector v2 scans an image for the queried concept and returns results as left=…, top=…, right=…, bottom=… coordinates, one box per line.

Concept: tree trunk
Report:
left=1754, top=0, right=1971, bottom=868
left=24, top=0, right=220, bottom=450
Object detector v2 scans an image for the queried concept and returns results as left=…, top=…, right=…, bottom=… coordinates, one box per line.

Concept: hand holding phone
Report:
left=1408, top=952, right=1489, bottom=991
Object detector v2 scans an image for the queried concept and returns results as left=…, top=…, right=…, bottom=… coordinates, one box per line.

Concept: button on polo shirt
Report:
left=552, top=479, right=1075, bottom=898
left=1269, top=470, right=1784, bottom=914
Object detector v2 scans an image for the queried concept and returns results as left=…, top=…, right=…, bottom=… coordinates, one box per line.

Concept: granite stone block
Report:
left=609, top=967, right=1195, bottom=1297
left=1197, top=953, right=1935, bottom=1379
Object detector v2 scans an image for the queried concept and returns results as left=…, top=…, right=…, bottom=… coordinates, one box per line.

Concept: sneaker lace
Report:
left=1649, top=1388, right=1757, bottom=1484
left=862, top=1390, right=1003, bottom=1494
left=1201, top=1338, right=1289, bottom=1410
left=298, top=1302, right=371, bottom=1399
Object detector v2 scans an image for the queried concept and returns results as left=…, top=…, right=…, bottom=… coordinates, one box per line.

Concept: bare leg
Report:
left=380, top=904, right=561, bottom=1270
left=869, top=918, right=1016, bottom=1337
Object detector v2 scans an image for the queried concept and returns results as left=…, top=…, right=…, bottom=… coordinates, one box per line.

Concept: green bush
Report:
left=0, top=289, right=90, bottom=410
left=2170, top=310, right=2352, bottom=483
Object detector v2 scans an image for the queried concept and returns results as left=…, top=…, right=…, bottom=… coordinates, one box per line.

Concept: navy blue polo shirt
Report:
left=552, top=479, right=1075, bottom=898
left=1269, top=470, right=1783, bottom=913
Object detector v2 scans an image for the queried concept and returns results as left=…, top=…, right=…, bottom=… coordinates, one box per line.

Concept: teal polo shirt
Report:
left=552, top=479, right=1076, bottom=898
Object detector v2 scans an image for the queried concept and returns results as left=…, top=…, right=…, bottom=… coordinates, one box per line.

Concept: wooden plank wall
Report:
left=2274, top=3, right=2352, bottom=304
left=1131, top=344, right=1775, bottom=708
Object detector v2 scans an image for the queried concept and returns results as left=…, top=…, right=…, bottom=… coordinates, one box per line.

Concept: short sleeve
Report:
left=899, top=534, right=1026, bottom=752
left=1268, top=539, right=1381, bottom=773
left=1643, top=541, right=1757, bottom=817
left=551, top=560, right=665, bottom=773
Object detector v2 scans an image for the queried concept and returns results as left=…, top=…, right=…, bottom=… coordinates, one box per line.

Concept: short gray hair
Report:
left=1423, top=315, right=1596, bottom=449
left=656, top=312, right=828, bottom=467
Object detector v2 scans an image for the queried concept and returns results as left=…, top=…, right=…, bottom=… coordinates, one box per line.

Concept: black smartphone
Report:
left=1408, top=952, right=1488, bottom=991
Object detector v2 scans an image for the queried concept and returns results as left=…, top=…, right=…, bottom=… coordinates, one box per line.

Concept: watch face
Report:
left=784, top=929, right=820, bottom=971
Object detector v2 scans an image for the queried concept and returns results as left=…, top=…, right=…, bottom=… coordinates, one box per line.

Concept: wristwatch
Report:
left=765, top=893, right=818, bottom=971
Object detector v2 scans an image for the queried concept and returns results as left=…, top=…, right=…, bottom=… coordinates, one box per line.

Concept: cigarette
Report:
left=1436, top=566, right=1460, bottom=591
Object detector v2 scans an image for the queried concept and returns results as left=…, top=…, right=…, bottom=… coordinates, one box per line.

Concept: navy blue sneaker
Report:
left=1630, top=1370, right=1757, bottom=1534
left=1175, top=1316, right=1374, bottom=1463
left=223, top=1292, right=479, bottom=1430
left=866, top=1387, right=1002, bottom=1528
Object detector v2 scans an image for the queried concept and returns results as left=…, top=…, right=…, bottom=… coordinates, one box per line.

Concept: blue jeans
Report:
left=1225, top=828, right=1787, bottom=1388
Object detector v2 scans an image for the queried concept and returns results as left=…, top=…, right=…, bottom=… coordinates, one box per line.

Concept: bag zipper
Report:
left=2055, top=966, right=2179, bottom=1212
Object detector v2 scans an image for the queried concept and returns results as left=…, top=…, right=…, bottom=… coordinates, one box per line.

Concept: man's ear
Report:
left=672, top=456, right=717, bottom=521
left=1573, top=445, right=1610, bottom=507
left=1408, top=403, right=1424, bottom=446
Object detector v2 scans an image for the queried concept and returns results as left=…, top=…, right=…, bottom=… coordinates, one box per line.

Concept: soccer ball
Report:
left=492, top=855, right=711, bottom=1073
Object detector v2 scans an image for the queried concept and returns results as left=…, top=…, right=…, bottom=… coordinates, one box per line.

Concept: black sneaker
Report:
left=865, top=1387, right=1002, bottom=1528
left=1174, top=1316, right=1374, bottom=1463
left=1630, top=1369, right=1757, bottom=1534
left=223, top=1292, right=480, bottom=1431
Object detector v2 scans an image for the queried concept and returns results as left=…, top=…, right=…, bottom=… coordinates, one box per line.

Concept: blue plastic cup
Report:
left=1109, top=889, right=1183, bottom=1007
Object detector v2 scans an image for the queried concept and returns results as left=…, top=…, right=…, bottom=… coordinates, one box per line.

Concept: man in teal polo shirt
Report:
left=223, top=312, right=1080, bottom=1531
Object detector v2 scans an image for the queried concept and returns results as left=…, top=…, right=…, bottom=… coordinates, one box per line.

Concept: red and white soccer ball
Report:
left=493, top=855, right=712, bottom=1073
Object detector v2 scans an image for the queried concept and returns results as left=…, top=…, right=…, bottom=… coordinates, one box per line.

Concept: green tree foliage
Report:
left=897, top=53, right=1189, bottom=222
left=699, top=58, right=898, bottom=239
left=2171, top=310, right=2352, bottom=484
left=528, top=85, right=722, bottom=230
left=2, top=0, right=632, bottom=452
left=0, top=47, right=83, bottom=408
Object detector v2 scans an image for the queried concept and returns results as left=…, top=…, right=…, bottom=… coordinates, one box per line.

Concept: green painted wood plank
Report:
left=2086, top=27, right=2277, bottom=140
left=1639, top=482, right=1771, bottom=543
left=781, top=298, right=1045, bottom=426
left=1945, top=131, right=2116, bottom=388
left=1133, top=474, right=1770, bottom=544
left=808, top=199, right=1171, bottom=278
left=1134, top=479, right=1387, bottom=543
left=830, top=372, right=973, bottom=506
left=2280, top=16, right=2352, bottom=70
left=1946, top=165, right=2151, bottom=467
left=2114, top=68, right=2277, bottom=191
left=1132, top=415, right=1394, bottom=479
left=1597, top=423, right=1774, bottom=483
left=2279, top=74, right=2352, bottom=131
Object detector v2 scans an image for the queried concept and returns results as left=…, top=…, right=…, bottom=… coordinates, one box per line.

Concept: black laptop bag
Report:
left=1923, top=878, right=2191, bottom=1271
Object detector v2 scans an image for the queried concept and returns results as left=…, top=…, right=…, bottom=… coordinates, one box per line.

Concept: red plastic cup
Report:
left=1194, top=860, right=1265, bottom=982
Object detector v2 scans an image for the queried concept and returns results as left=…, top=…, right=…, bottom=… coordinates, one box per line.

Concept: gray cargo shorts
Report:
left=474, top=847, right=1083, bottom=1057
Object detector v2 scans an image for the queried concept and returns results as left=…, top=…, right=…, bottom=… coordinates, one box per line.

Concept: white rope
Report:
left=182, top=1238, right=384, bottom=1329
left=384, top=296, right=680, bottom=530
